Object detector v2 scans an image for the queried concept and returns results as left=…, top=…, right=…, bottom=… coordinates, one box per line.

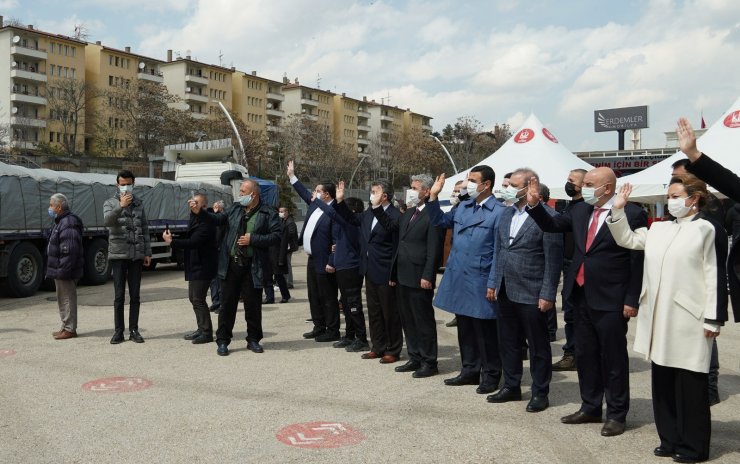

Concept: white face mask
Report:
left=582, top=184, right=607, bottom=205
left=369, top=193, right=379, bottom=204
left=405, top=189, right=420, bottom=208
left=668, top=197, right=693, bottom=218
left=279, top=212, right=287, bottom=219
left=501, top=185, right=525, bottom=203
left=450, top=193, right=460, bottom=206
left=238, top=194, right=253, bottom=206
left=119, top=185, right=133, bottom=194
left=466, top=182, right=480, bottom=200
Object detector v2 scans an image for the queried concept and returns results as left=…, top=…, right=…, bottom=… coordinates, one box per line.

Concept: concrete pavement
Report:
left=1, top=251, right=739, bottom=463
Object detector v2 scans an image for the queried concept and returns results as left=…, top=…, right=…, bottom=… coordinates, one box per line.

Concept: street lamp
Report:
left=430, top=135, right=459, bottom=174
left=349, top=147, right=370, bottom=190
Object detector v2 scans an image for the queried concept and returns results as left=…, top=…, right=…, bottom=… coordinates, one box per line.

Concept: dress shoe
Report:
left=332, top=338, right=354, bottom=348
left=379, top=355, right=398, bottom=364
left=262, top=297, right=275, bottom=304
left=52, top=328, right=64, bottom=337
left=54, top=330, right=77, bottom=340
left=303, top=328, right=325, bottom=339
left=247, top=341, right=264, bottom=353
left=209, top=304, right=220, bottom=312
left=486, top=387, right=522, bottom=403
left=412, top=365, right=439, bottom=378
left=552, top=353, right=577, bottom=371
left=192, top=333, right=213, bottom=344
left=444, top=374, right=479, bottom=386
left=395, top=360, right=421, bottom=372
left=110, top=330, right=124, bottom=344
left=346, top=339, right=370, bottom=352
left=560, top=411, right=602, bottom=424
left=361, top=351, right=379, bottom=359
left=445, top=317, right=458, bottom=327
left=600, top=419, right=626, bottom=437
left=315, top=332, right=340, bottom=342
left=129, top=330, right=145, bottom=343
left=526, top=396, right=549, bottom=412
left=279, top=297, right=291, bottom=304
left=183, top=330, right=202, bottom=340
left=476, top=382, right=499, bottom=395
left=654, top=446, right=673, bottom=457
left=216, top=343, right=229, bottom=356
left=287, top=284, right=295, bottom=289
left=672, top=453, right=707, bottom=463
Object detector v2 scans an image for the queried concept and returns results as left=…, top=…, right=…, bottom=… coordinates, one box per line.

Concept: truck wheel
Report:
left=1, top=242, right=43, bottom=297
left=81, top=238, right=111, bottom=285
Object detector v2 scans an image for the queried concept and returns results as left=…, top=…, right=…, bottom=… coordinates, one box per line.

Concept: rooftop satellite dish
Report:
left=185, top=87, right=191, bottom=92
left=11, top=107, right=18, bottom=114
left=267, top=102, right=273, bottom=109
left=12, top=35, right=20, bottom=44
left=11, top=62, right=17, bottom=68
left=138, top=61, right=146, bottom=70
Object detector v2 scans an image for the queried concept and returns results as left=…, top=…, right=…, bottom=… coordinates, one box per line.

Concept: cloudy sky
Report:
left=10, top=0, right=740, bottom=151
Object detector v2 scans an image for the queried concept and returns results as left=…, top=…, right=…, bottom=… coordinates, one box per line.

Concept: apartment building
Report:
left=282, top=81, right=334, bottom=130
left=332, top=94, right=373, bottom=155
left=160, top=50, right=233, bottom=121
left=232, top=70, right=285, bottom=140
left=84, top=41, right=165, bottom=154
left=367, top=102, right=405, bottom=153
left=0, top=19, right=86, bottom=153
left=403, top=110, right=433, bottom=134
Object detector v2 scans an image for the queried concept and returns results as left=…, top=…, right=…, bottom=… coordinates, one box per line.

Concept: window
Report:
left=49, top=131, right=54, bottom=142
left=50, top=43, right=55, bottom=54
left=71, top=68, right=75, bottom=79
left=50, top=64, right=55, bottom=76
left=70, top=47, right=75, bottom=57
left=109, top=75, right=113, bottom=86
left=109, top=55, right=113, bottom=66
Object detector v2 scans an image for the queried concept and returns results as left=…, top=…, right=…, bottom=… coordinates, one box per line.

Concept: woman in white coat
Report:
left=607, top=174, right=727, bottom=464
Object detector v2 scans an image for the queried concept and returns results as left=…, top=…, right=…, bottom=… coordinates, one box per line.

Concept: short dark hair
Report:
left=471, top=165, right=496, bottom=186
left=503, top=172, right=513, bottom=179
left=117, top=170, right=135, bottom=183
left=345, top=197, right=365, bottom=214
left=672, top=158, right=690, bottom=170
left=539, top=183, right=550, bottom=202
left=371, top=178, right=394, bottom=201
left=318, top=181, right=336, bottom=199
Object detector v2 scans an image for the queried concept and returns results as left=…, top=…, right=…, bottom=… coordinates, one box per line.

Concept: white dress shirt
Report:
left=508, top=203, right=529, bottom=244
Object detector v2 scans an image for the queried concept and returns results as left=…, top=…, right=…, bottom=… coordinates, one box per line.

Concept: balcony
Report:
left=358, top=110, right=371, bottom=119
left=380, top=127, right=392, bottom=134
left=266, top=92, right=285, bottom=102
left=190, top=112, right=208, bottom=120
left=266, top=125, right=282, bottom=133
left=357, top=124, right=371, bottom=132
left=357, top=138, right=369, bottom=146
left=11, top=68, right=47, bottom=83
left=184, top=92, right=209, bottom=103
left=11, top=116, right=46, bottom=128
left=380, top=114, right=394, bottom=122
left=185, top=74, right=208, bottom=86
left=11, top=45, right=47, bottom=60
left=138, top=72, right=164, bottom=83
left=422, top=124, right=433, bottom=132
left=303, top=114, right=318, bottom=122
left=11, top=92, right=47, bottom=106
left=12, top=141, right=37, bottom=150
left=266, top=108, right=285, bottom=118
left=300, top=98, right=318, bottom=107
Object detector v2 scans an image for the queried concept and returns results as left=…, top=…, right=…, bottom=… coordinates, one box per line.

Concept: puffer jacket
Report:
left=103, top=194, right=152, bottom=260
left=46, top=211, right=84, bottom=280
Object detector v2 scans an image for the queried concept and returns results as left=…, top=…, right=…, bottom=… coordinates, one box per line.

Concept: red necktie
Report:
left=575, top=208, right=605, bottom=286
left=407, top=208, right=419, bottom=230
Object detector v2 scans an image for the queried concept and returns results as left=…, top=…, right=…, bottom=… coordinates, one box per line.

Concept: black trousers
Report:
left=188, top=279, right=212, bottom=334
left=572, top=285, right=630, bottom=422
left=336, top=267, right=366, bottom=341
left=561, top=258, right=576, bottom=354
left=457, top=314, right=501, bottom=386
left=652, top=362, right=711, bottom=460
left=217, top=260, right=263, bottom=346
left=365, top=279, right=403, bottom=357
left=263, top=274, right=290, bottom=301
left=497, top=284, right=552, bottom=396
left=306, top=256, right=340, bottom=335
left=397, top=284, right=437, bottom=367
left=111, top=259, right=143, bottom=332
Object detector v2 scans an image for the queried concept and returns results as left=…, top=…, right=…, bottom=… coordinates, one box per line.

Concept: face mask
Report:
left=501, top=185, right=525, bottom=203
left=48, top=207, right=57, bottom=219
left=119, top=185, right=132, bottom=194
left=238, top=194, right=253, bottom=207
left=405, top=189, right=419, bottom=208
left=450, top=194, right=460, bottom=206
left=369, top=193, right=379, bottom=204
left=582, top=185, right=606, bottom=205
left=564, top=181, right=579, bottom=198
left=668, top=197, right=693, bottom=218
left=278, top=212, right=287, bottom=219
left=467, top=182, right=480, bottom=200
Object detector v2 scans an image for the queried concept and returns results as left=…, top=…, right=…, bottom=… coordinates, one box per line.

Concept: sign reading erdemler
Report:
left=594, top=106, right=649, bottom=132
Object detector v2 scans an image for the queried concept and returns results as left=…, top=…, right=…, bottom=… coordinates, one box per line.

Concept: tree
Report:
left=440, top=116, right=512, bottom=171
left=46, top=77, right=99, bottom=156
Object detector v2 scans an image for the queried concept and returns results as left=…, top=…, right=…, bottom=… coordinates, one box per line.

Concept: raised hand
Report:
left=677, top=117, right=701, bottom=162
left=429, top=173, right=446, bottom=201
left=287, top=160, right=295, bottom=178
left=613, top=183, right=632, bottom=210
left=526, top=176, right=540, bottom=207
left=336, top=180, right=345, bottom=203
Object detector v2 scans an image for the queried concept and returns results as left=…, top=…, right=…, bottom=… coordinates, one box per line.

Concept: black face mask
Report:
left=564, top=181, right=579, bottom=198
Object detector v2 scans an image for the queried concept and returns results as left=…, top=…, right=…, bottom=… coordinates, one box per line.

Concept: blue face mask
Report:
left=48, top=207, right=57, bottom=219
left=238, top=194, right=253, bottom=207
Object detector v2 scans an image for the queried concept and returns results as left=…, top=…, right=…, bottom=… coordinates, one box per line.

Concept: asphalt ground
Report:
left=1, top=251, right=739, bottom=464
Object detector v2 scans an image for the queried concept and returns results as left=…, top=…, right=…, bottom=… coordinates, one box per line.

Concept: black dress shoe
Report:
left=476, top=383, right=498, bottom=395
left=247, top=341, right=264, bottom=353
left=560, top=411, right=602, bottom=424
left=129, top=330, right=145, bottom=343
left=303, top=328, right=325, bottom=339
left=110, top=330, right=124, bottom=344
left=346, top=339, right=370, bottom=352
left=486, top=387, right=522, bottom=403
left=262, top=298, right=275, bottom=304
left=654, top=446, right=673, bottom=457
left=315, top=332, right=340, bottom=342
left=672, top=453, right=707, bottom=463
left=279, top=297, right=291, bottom=304
left=209, top=304, right=220, bottom=312
left=395, top=361, right=421, bottom=372
left=444, top=374, right=479, bottom=386
left=526, top=396, right=549, bottom=412
left=333, top=338, right=354, bottom=348
left=217, top=343, right=229, bottom=356
left=192, top=333, right=213, bottom=344
left=600, top=419, right=626, bottom=437
left=412, top=365, right=439, bottom=378
left=183, top=330, right=201, bottom=340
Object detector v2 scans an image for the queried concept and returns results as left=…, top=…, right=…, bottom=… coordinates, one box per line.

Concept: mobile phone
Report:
left=165, top=223, right=170, bottom=233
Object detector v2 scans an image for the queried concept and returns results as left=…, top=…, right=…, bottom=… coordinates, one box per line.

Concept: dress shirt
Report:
left=508, top=203, right=528, bottom=244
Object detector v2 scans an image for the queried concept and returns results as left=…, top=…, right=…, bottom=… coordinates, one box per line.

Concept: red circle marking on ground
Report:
left=542, top=127, right=558, bottom=143
left=724, top=110, right=740, bottom=128
left=82, top=377, right=153, bottom=393
left=276, top=421, right=365, bottom=449
left=0, top=349, right=16, bottom=358
left=514, top=128, right=535, bottom=143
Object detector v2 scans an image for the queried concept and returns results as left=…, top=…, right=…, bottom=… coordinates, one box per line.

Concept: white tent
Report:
left=439, top=113, right=593, bottom=202
left=619, top=95, right=740, bottom=204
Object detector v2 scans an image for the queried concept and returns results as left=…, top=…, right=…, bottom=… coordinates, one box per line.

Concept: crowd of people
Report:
left=43, top=118, right=737, bottom=463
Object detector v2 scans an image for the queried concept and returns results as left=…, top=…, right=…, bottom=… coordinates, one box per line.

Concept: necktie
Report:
left=575, top=208, right=605, bottom=286
left=407, top=208, right=419, bottom=228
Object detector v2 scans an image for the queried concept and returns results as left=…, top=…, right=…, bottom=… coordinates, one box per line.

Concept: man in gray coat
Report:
left=103, top=170, right=152, bottom=344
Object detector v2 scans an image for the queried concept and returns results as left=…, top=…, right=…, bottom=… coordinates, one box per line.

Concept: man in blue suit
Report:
left=487, top=168, right=563, bottom=412
left=287, top=161, right=340, bottom=342
left=427, top=165, right=507, bottom=395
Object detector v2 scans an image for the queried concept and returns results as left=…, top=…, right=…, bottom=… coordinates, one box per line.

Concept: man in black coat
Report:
left=46, top=193, right=84, bottom=340
left=164, top=193, right=218, bottom=345
left=525, top=167, right=646, bottom=437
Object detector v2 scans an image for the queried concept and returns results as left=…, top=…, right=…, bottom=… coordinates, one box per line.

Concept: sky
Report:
left=9, top=0, right=740, bottom=152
